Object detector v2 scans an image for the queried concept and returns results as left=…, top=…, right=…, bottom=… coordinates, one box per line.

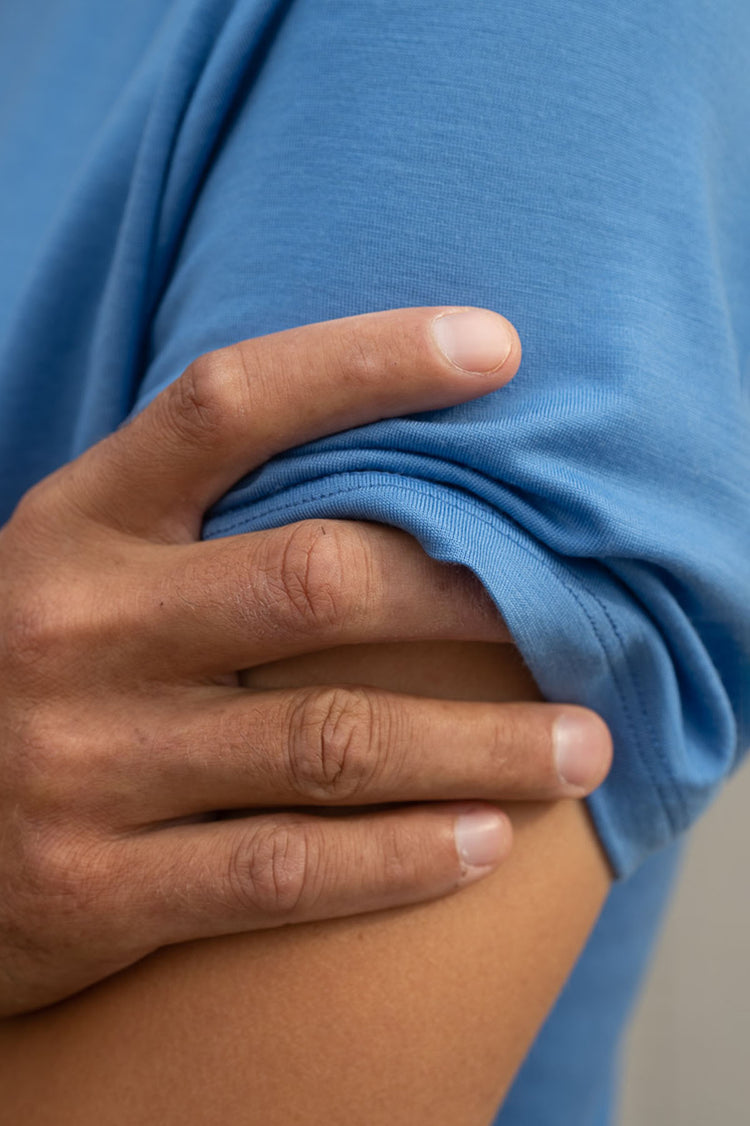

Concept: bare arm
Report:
left=0, top=637, right=611, bottom=1125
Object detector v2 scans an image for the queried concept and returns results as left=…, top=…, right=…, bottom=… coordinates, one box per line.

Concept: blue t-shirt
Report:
left=0, top=2, right=747, bottom=1122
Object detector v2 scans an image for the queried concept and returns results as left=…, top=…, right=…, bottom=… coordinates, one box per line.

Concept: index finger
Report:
left=69, top=307, right=520, bottom=540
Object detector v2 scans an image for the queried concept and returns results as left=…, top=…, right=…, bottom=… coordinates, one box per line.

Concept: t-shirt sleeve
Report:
left=134, top=0, right=750, bottom=879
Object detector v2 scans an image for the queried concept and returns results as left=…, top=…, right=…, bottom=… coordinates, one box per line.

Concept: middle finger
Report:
left=116, top=685, right=612, bottom=826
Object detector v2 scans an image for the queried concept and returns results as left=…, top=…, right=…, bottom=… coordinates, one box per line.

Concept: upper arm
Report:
left=0, top=639, right=611, bottom=1125
left=136, top=0, right=748, bottom=880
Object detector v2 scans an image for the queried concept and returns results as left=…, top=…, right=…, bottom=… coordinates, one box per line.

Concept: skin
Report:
left=0, top=306, right=614, bottom=1120
left=0, top=638, right=612, bottom=1124
left=0, top=305, right=612, bottom=1017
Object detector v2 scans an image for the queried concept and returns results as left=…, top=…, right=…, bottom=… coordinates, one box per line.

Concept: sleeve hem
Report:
left=204, top=469, right=686, bottom=878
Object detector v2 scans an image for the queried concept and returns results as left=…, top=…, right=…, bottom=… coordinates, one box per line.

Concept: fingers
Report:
left=118, top=803, right=514, bottom=949
left=64, top=307, right=520, bottom=539
left=116, top=687, right=613, bottom=824
left=127, top=521, right=512, bottom=679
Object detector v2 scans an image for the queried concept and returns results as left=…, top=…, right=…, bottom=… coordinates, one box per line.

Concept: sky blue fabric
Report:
left=0, top=1, right=747, bottom=1121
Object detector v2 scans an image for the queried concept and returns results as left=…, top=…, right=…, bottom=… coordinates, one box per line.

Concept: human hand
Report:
left=0, top=307, right=611, bottom=1016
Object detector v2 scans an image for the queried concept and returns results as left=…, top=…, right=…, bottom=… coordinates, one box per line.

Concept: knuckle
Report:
left=487, top=712, right=519, bottom=775
left=2, top=598, right=51, bottom=672
left=378, top=820, right=424, bottom=889
left=1, top=588, right=92, bottom=684
left=5, top=709, right=62, bottom=807
left=19, top=826, right=108, bottom=920
left=287, top=687, right=380, bottom=802
left=11, top=712, right=98, bottom=820
left=2, top=594, right=67, bottom=676
left=328, top=322, right=386, bottom=386
left=228, top=820, right=315, bottom=918
left=271, top=521, right=357, bottom=633
left=9, top=475, right=59, bottom=531
left=2, top=697, right=115, bottom=839
left=489, top=705, right=547, bottom=786
left=4, top=474, right=78, bottom=561
left=9, top=457, right=118, bottom=545
left=165, top=350, right=238, bottom=449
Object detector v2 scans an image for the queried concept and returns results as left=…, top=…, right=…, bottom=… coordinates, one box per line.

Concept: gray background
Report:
left=619, top=759, right=750, bottom=1124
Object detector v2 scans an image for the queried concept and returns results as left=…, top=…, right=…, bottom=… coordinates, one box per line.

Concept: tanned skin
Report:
left=0, top=637, right=611, bottom=1125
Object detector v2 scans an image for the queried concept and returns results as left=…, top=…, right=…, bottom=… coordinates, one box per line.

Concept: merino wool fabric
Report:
left=0, top=2, right=747, bottom=1121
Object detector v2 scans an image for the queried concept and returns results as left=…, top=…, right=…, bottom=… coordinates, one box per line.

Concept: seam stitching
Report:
left=209, top=475, right=680, bottom=839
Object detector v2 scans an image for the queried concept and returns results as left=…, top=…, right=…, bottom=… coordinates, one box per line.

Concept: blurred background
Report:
left=619, top=758, right=750, bottom=1124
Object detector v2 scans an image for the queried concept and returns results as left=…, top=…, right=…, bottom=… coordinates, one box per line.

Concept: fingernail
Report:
left=554, top=713, right=608, bottom=791
left=454, top=809, right=508, bottom=882
left=431, top=309, right=514, bottom=374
